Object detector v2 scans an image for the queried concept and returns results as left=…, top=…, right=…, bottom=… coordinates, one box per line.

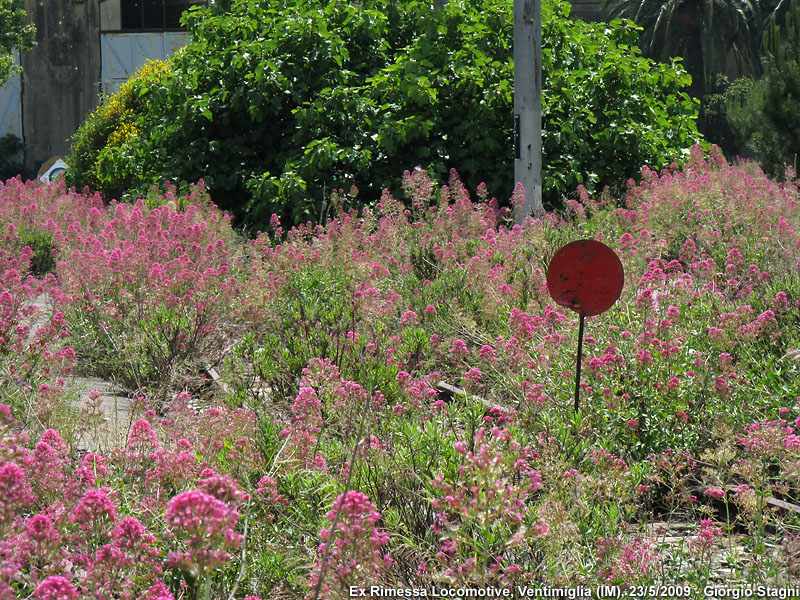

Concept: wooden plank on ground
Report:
left=435, top=381, right=505, bottom=412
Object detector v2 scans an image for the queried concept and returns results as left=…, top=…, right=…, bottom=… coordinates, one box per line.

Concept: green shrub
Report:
left=65, top=59, right=171, bottom=199
left=69, top=0, right=701, bottom=229
left=717, top=1, right=800, bottom=177
left=700, top=75, right=752, bottom=160
left=755, top=0, right=800, bottom=177
left=18, top=228, right=55, bottom=276
left=0, top=134, right=32, bottom=181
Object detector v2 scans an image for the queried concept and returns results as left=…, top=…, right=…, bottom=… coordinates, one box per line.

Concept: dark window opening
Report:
left=121, top=0, right=206, bottom=30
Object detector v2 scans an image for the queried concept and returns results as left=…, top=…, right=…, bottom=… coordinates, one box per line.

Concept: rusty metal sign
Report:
left=547, top=239, right=624, bottom=411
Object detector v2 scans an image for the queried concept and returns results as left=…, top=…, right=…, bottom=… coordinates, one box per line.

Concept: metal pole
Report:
left=513, top=0, right=543, bottom=223
left=574, top=313, right=585, bottom=412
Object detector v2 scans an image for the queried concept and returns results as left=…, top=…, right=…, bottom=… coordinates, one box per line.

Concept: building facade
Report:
left=0, top=0, right=202, bottom=173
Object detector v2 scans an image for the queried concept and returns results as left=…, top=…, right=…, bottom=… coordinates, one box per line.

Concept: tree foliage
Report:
left=606, top=0, right=784, bottom=99
left=756, top=0, right=800, bottom=175
left=716, top=0, right=800, bottom=176
left=67, top=0, right=701, bottom=229
left=0, top=0, right=35, bottom=86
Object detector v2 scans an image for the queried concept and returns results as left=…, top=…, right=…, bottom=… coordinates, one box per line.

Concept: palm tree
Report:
left=603, top=0, right=774, bottom=98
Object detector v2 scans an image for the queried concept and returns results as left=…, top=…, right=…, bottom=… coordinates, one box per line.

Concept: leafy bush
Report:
left=68, top=0, right=701, bottom=229
left=699, top=75, right=753, bottom=160
left=712, top=1, right=800, bottom=177
left=0, top=0, right=35, bottom=86
left=65, top=59, right=171, bottom=200
left=0, top=134, right=32, bottom=181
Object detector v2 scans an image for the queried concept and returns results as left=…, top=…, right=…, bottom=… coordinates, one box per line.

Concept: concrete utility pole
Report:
left=513, top=0, right=543, bottom=224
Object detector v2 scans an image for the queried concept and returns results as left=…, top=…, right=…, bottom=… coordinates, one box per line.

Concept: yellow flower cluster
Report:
left=106, top=118, right=139, bottom=148
left=68, top=57, right=173, bottom=193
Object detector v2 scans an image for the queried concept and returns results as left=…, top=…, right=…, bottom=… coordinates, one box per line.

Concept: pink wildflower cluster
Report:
left=279, top=386, right=326, bottom=470
left=0, top=412, right=172, bottom=597
left=158, top=394, right=260, bottom=478
left=596, top=537, right=659, bottom=584
left=589, top=448, right=629, bottom=472
left=688, top=519, right=722, bottom=556
left=84, top=516, right=163, bottom=599
left=164, top=488, right=243, bottom=575
left=738, top=418, right=800, bottom=458
left=307, top=490, right=391, bottom=598
left=429, top=426, right=545, bottom=584
left=46, top=184, right=241, bottom=397
left=0, top=240, right=74, bottom=431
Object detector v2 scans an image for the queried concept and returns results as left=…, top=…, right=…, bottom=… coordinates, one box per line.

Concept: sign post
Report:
left=546, top=240, right=624, bottom=411
left=514, top=0, right=543, bottom=223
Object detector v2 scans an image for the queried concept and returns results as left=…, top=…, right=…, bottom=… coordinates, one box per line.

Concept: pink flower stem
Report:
left=309, top=400, right=369, bottom=600
left=225, top=507, right=251, bottom=600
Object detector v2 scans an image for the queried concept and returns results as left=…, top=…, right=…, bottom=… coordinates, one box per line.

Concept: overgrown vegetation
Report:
left=66, top=0, right=701, bottom=230
left=2, top=149, right=800, bottom=596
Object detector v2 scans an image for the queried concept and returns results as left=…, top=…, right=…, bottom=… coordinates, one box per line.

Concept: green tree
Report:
left=605, top=0, right=770, bottom=98
left=0, top=0, right=35, bottom=86
left=68, top=0, right=701, bottom=230
left=752, top=0, right=800, bottom=174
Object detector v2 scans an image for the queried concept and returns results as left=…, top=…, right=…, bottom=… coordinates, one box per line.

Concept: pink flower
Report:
left=70, top=487, right=117, bottom=530
left=0, top=462, right=36, bottom=521
left=165, top=489, right=242, bottom=572
left=126, top=419, right=160, bottom=459
left=705, top=488, right=725, bottom=499
left=424, top=304, right=437, bottom=315
left=463, top=367, right=482, bottom=385
left=110, top=516, right=157, bottom=551
left=196, top=469, right=244, bottom=505
left=450, top=338, right=468, bottom=358
left=25, top=513, right=60, bottom=547
left=626, top=419, right=639, bottom=431
left=596, top=537, right=658, bottom=583
left=713, top=376, right=731, bottom=399
left=256, top=476, right=288, bottom=505
left=400, top=310, right=418, bottom=325
left=141, top=581, right=175, bottom=600
left=635, top=288, right=655, bottom=312
left=478, top=345, right=496, bottom=362
left=310, top=490, right=391, bottom=592
left=34, top=576, right=79, bottom=600
left=772, top=291, right=790, bottom=313
left=689, top=519, right=722, bottom=554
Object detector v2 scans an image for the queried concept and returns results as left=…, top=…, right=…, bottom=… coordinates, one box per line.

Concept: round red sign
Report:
left=546, top=240, right=624, bottom=316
